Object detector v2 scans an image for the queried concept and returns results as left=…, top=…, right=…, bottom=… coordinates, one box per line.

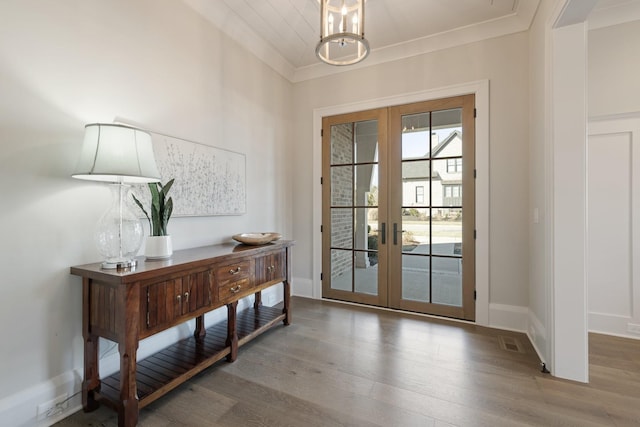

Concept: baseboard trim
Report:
left=527, top=310, right=548, bottom=365
left=0, top=370, right=82, bottom=427
left=589, top=312, right=640, bottom=340
left=292, top=277, right=314, bottom=298
left=488, top=303, right=528, bottom=332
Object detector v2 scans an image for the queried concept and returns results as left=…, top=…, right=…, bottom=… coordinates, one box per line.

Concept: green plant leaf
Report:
left=162, top=197, right=173, bottom=236
left=131, top=193, right=151, bottom=232
left=161, top=178, right=175, bottom=198
left=140, top=179, right=175, bottom=236
left=150, top=203, right=160, bottom=236
left=149, top=183, right=161, bottom=235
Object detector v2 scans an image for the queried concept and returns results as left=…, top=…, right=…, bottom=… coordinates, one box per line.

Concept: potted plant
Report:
left=132, top=178, right=175, bottom=259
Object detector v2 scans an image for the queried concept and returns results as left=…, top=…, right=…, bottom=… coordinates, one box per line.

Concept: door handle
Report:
left=393, top=223, right=398, bottom=245
left=393, top=223, right=407, bottom=245
left=380, top=222, right=386, bottom=245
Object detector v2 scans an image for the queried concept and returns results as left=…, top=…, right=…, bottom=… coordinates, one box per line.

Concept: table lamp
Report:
left=72, top=123, right=161, bottom=269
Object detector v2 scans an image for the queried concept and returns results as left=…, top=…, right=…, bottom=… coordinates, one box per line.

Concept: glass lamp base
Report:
left=95, top=183, right=144, bottom=271
left=101, top=259, right=138, bottom=271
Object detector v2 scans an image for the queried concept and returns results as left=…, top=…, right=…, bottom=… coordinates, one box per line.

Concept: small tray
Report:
left=232, top=232, right=282, bottom=245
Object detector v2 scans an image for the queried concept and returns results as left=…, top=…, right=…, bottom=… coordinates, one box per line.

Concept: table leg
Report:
left=282, top=279, right=291, bottom=326
left=82, top=334, right=100, bottom=411
left=194, top=315, right=206, bottom=340
left=82, top=278, right=99, bottom=411
left=118, top=286, right=139, bottom=427
left=118, top=349, right=138, bottom=427
left=283, top=246, right=292, bottom=326
left=226, top=301, right=238, bottom=362
left=254, top=291, right=262, bottom=309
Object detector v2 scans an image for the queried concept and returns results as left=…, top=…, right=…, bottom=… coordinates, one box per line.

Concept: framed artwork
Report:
left=133, top=130, right=246, bottom=217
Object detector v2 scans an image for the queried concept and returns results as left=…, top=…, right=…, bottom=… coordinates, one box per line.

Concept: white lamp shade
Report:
left=72, top=123, right=161, bottom=184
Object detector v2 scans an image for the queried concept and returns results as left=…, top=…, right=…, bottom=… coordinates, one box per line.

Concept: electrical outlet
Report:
left=37, top=393, right=69, bottom=421
left=627, top=323, right=640, bottom=335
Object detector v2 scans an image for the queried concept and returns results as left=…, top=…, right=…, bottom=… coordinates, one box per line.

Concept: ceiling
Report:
left=182, top=0, right=640, bottom=82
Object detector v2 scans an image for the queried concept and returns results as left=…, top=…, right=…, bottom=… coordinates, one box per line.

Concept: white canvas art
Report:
left=133, top=132, right=246, bottom=217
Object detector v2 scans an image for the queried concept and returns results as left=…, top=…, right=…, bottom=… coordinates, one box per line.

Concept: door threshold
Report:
left=320, top=297, right=475, bottom=325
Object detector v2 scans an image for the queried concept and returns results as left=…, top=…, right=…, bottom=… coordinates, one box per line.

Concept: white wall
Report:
left=588, top=20, right=640, bottom=118
left=292, top=33, right=531, bottom=318
left=585, top=19, right=640, bottom=340
left=0, top=1, right=293, bottom=425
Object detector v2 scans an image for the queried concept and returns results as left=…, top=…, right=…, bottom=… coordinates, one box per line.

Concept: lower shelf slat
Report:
left=95, top=305, right=284, bottom=409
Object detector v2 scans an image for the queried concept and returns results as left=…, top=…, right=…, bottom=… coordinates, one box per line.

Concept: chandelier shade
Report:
left=316, top=0, right=369, bottom=66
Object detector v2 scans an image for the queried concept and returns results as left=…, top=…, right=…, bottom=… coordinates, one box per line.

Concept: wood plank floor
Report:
left=56, top=297, right=640, bottom=426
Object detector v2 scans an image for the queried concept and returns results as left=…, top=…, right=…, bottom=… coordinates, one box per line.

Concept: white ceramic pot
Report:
left=145, top=235, right=173, bottom=260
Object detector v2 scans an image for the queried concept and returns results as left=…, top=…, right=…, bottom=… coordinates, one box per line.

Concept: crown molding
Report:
left=183, top=0, right=540, bottom=84
left=293, top=0, right=540, bottom=82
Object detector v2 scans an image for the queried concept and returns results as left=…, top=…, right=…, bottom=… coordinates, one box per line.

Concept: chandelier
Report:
left=316, top=0, right=369, bottom=66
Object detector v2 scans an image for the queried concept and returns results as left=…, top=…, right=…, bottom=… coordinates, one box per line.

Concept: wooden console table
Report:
left=70, top=240, right=294, bottom=427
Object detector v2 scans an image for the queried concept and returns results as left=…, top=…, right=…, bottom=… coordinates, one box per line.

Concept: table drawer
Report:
left=217, top=259, right=252, bottom=284
left=218, top=278, right=253, bottom=301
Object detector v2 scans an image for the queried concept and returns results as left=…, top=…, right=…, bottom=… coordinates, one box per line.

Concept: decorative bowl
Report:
left=232, top=232, right=281, bottom=245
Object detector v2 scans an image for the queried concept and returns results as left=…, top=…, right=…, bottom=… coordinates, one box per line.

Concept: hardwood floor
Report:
left=56, top=297, right=640, bottom=426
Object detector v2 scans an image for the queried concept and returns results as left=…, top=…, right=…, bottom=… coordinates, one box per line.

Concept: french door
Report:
left=321, top=95, right=475, bottom=320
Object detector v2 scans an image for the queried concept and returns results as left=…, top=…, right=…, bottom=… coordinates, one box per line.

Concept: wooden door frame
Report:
left=321, top=95, right=475, bottom=320
left=312, top=81, right=490, bottom=326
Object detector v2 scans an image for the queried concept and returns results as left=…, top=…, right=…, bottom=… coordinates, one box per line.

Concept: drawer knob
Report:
left=229, top=266, right=242, bottom=275
left=230, top=285, right=242, bottom=294
left=184, top=292, right=189, bottom=302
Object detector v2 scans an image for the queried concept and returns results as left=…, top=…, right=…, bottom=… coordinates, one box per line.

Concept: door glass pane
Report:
left=355, top=120, right=379, bottom=164
left=331, top=166, right=353, bottom=206
left=367, top=221, right=379, bottom=266
left=402, top=161, right=431, bottom=206
left=355, top=252, right=378, bottom=295
left=401, top=254, right=430, bottom=302
left=432, top=109, right=462, bottom=160
left=402, top=208, right=430, bottom=255
left=432, top=159, right=461, bottom=207
left=331, top=208, right=352, bottom=249
left=354, top=208, right=373, bottom=251
left=402, top=113, right=431, bottom=159
left=331, top=249, right=352, bottom=291
left=331, top=123, right=353, bottom=165
left=433, top=208, right=462, bottom=251
left=355, top=164, right=377, bottom=209
left=431, top=256, right=462, bottom=306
